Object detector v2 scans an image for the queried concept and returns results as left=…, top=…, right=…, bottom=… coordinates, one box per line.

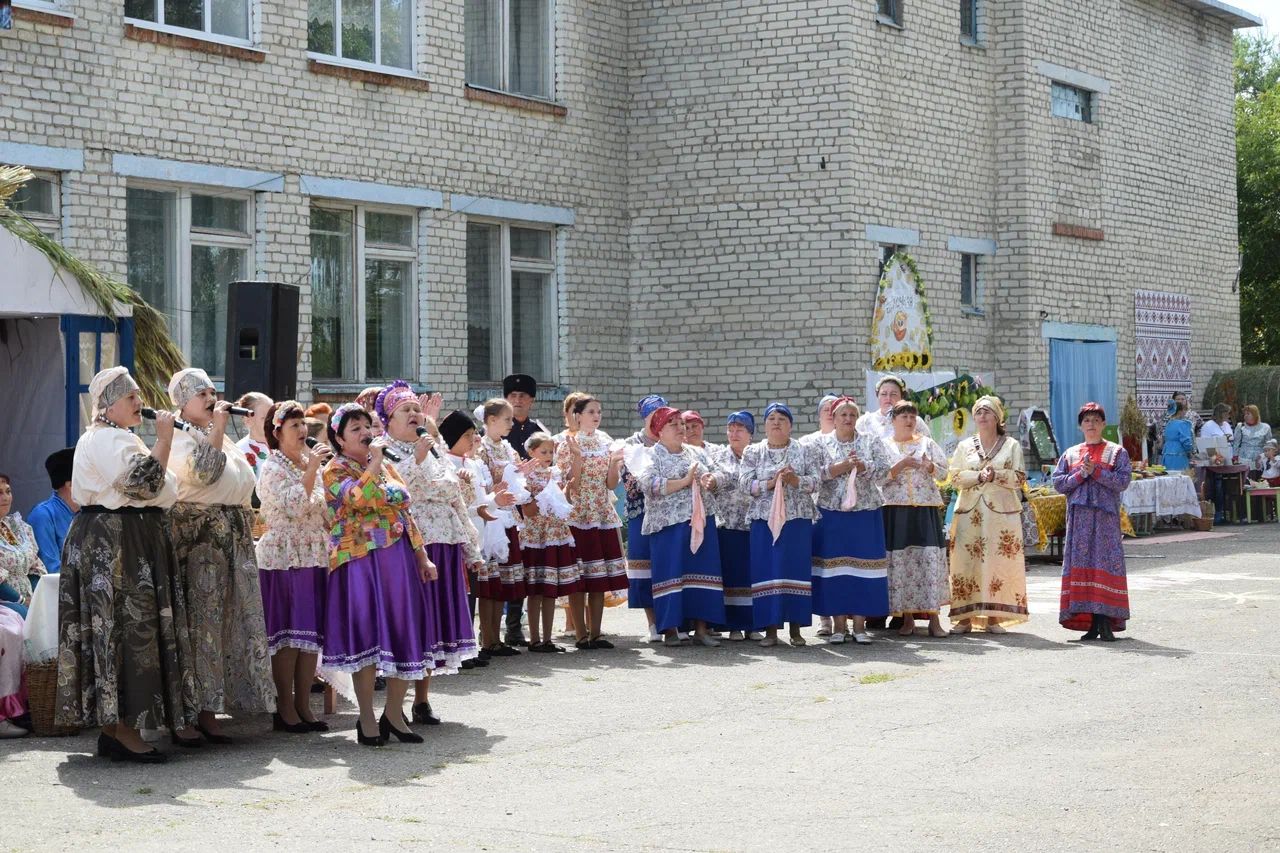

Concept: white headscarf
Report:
left=167, top=367, right=214, bottom=411
left=88, top=366, right=138, bottom=417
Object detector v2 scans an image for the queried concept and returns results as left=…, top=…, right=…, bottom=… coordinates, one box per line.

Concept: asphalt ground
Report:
left=3, top=523, right=1278, bottom=852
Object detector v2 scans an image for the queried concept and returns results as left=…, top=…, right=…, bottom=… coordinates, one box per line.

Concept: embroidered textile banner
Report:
left=870, top=254, right=933, bottom=372
left=1134, top=290, right=1191, bottom=421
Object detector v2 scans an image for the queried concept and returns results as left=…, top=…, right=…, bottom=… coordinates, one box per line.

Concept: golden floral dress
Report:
left=946, top=435, right=1029, bottom=628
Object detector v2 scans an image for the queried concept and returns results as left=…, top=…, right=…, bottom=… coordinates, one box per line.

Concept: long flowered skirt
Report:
left=718, top=527, right=754, bottom=631
left=169, top=502, right=274, bottom=713
left=55, top=507, right=198, bottom=730
left=883, top=505, right=950, bottom=616
left=626, top=515, right=653, bottom=608
left=258, top=565, right=327, bottom=654
left=571, top=525, right=628, bottom=593
left=1059, top=505, right=1129, bottom=631
left=323, top=537, right=436, bottom=679
left=650, top=518, right=726, bottom=632
left=0, top=607, right=26, bottom=723
left=947, top=499, right=1029, bottom=628
left=812, top=508, right=890, bottom=618
left=423, top=542, right=478, bottom=671
left=478, top=527, right=526, bottom=602
left=749, top=518, right=813, bottom=628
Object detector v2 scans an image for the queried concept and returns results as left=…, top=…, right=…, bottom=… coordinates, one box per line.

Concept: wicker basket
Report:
left=24, top=660, right=78, bottom=736
left=1194, top=500, right=1215, bottom=532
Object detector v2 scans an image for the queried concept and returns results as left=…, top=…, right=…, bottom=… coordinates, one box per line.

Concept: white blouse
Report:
left=71, top=425, right=178, bottom=510
left=168, top=429, right=256, bottom=507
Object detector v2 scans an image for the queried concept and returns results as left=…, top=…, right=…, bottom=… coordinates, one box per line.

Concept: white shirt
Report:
left=1201, top=420, right=1233, bottom=441
left=72, top=425, right=178, bottom=510
left=168, top=430, right=257, bottom=507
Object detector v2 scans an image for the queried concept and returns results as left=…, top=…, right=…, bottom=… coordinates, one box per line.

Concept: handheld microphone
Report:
left=228, top=405, right=253, bottom=416
left=305, top=437, right=320, bottom=449
left=140, top=407, right=194, bottom=433
left=367, top=439, right=402, bottom=463
left=416, top=426, right=442, bottom=459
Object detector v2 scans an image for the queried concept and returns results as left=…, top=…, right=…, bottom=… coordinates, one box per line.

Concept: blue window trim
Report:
left=60, top=315, right=135, bottom=446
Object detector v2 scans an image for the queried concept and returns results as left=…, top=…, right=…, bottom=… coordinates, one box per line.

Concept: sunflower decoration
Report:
left=952, top=409, right=968, bottom=433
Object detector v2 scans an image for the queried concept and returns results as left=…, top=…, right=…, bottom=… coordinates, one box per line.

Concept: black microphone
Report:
left=228, top=405, right=253, bottom=416
left=367, top=439, right=402, bottom=463
left=416, top=426, right=442, bottom=459
left=140, top=407, right=194, bottom=433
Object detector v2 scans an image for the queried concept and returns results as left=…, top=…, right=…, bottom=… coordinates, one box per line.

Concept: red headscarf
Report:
left=649, top=406, right=681, bottom=439
left=681, top=410, right=705, bottom=426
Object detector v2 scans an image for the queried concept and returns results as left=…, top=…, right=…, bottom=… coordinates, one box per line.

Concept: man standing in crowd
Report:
left=28, top=447, right=77, bottom=576
left=502, top=373, right=549, bottom=647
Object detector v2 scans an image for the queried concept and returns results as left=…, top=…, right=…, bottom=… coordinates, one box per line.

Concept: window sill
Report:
left=875, top=14, right=904, bottom=30
left=961, top=307, right=986, bottom=318
left=307, top=55, right=430, bottom=91
left=465, top=85, right=567, bottom=118
left=14, top=4, right=74, bottom=26
left=960, top=36, right=985, bottom=50
left=124, top=22, right=265, bottom=62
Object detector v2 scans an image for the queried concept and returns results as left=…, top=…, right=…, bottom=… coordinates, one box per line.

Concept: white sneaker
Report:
left=0, top=720, right=28, bottom=739
left=853, top=632, right=873, bottom=645
left=816, top=616, right=833, bottom=637
left=697, top=634, right=721, bottom=647
left=746, top=631, right=765, bottom=641
left=826, top=632, right=846, bottom=644
left=677, top=631, right=690, bottom=641
left=727, top=631, right=745, bottom=641
left=648, top=627, right=662, bottom=643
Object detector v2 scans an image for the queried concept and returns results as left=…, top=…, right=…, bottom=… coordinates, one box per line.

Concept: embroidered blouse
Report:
left=813, top=431, right=892, bottom=512
left=555, top=429, right=622, bottom=530
left=620, top=430, right=656, bottom=522
left=0, top=513, right=46, bottom=602
left=255, top=450, right=329, bottom=572
left=855, top=409, right=930, bottom=444
left=520, top=465, right=576, bottom=548
left=386, top=437, right=482, bottom=562
left=881, top=435, right=948, bottom=507
left=235, top=436, right=269, bottom=479
left=706, top=444, right=752, bottom=531
left=477, top=435, right=530, bottom=508
left=948, top=435, right=1025, bottom=516
left=168, top=429, right=256, bottom=507
left=641, top=444, right=702, bottom=536
left=71, top=424, right=178, bottom=510
left=1051, top=441, right=1131, bottom=516
left=737, top=439, right=821, bottom=524
left=322, top=454, right=425, bottom=571
left=446, top=452, right=499, bottom=561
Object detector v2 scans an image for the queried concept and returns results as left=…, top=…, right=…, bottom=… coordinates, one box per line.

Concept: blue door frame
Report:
left=61, top=315, right=135, bottom=446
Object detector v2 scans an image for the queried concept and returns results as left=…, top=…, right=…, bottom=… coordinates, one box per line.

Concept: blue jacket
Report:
left=1161, top=418, right=1194, bottom=471
left=27, top=492, right=75, bottom=574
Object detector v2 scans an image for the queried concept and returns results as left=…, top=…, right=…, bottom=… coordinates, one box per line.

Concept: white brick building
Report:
left=0, top=0, right=1257, bottom=439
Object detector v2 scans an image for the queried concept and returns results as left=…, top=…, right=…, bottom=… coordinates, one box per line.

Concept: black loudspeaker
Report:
left=225, top=281, right=300, bottom=402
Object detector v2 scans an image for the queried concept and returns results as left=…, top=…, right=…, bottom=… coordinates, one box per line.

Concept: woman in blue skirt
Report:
left=640, top=407, right=725, bottom=646
left=738, top=402, right=821, bottom=647
left=811, top=397, right=892, bottom=645
left=622, top=394, right=667, bottom=642
left=708, top=411, right=761, bottom=640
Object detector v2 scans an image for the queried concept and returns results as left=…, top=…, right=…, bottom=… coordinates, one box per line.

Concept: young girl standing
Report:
left=475, top=399, right=530, bottom=657
left=519, top=433, right=584, bottom=651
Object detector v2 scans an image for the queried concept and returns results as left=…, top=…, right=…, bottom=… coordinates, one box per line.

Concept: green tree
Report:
left=1237, top=33, right=1280, bottom=364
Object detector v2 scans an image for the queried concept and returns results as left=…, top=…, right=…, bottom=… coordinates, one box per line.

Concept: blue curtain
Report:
left=1049, top=339, right=1117, bottom=453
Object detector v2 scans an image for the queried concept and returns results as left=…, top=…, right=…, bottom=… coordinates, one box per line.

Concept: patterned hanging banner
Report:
left=1134, top=290, right=1191, bottom=420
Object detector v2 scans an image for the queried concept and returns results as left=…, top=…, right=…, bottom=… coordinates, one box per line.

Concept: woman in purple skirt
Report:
left=376, top=381, right=480, bottom=726
left=322, top=403, right=439, bottom=747
left=256, top=401, right=333, bottom=733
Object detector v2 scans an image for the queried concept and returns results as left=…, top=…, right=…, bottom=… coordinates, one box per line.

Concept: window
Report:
left=877, top=0, right=901, bottom=26
left=1051, top=82, right=1092, bottom=123
left=959, top=0, right=978, bottom=41
left=877, top=243, right=902, bottom=279
left=960, top=253, right=981, bottom=309
left=467, top=221, right=557, bottom=383
left=309, top=204, right=416, bottom=381
left=125, top=186, right=253, bottom=378
left=125, top=0, right=250, bottom=41
left=9, top=170, right=60, bottom=239
left=308, top=0, right=412, bottom=69
left=466, top=0, right=554, bottom=100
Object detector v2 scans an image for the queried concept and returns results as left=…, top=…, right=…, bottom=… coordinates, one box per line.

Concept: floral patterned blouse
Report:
left=556, top=430, right=622, bottom=530
left=0, top=513, right=46, bottom=602
left=620, top=430, right=655, bottom=522
left=521, top=465, right=575, bottom=548
left=812, top=431, right=892, bottom=512
left=737, top=439, right=821, bottom=524
left=881, top=435, right=948, bottom=507
left=477, top=435, right=530, bottom=509
left=322, top=454, right=425, bottom=571
left=640, top=444, right=703, bottom=536
left=386, top=437, right=482, bottom=562
left=255, top=450, right=329, bottom=572
left=707, top=443, right=752, bottom=531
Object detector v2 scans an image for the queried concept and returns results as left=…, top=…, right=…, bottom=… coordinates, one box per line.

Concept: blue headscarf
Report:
left=763, top=402, right=793, bottom=424
left=818, top=393, right=839, bottom=415
left=726, top=410, right=756, bottom=435
left=637, top=394, right=668, bottom=419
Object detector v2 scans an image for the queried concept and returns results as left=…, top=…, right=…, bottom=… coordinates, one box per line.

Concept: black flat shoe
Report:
left=356, top=720, right=385, bottom=747
left=505, top=634, right=529, bottom=648
left=477, top=648, right=492, bottom=662
left=472, top=656, right=490, bottom=667
left=374, top=676, right=387, bottom=691
left=98, top=733, right=168, bottom=764
left=379, top=714, right=424, bottom=744
left=575, top=639, right=592, bottom=650
left=272, top=712, right=313, bottom=734
left=411, top=702, right=441, bottom=726
left=528, top=642, right=554, bottom=653
left=306, top=718, right=330, bottom=733
left=195, top=724, right=232, bottom=745
left=490, top=644, right=520, bottom=657
left=1080, top=629, right=1100, bottom=641
left=589, top=638, right=615, bottom=649
left=460, top=658, right=477, bottom=670
left=171, top=732, right=204, bottom=748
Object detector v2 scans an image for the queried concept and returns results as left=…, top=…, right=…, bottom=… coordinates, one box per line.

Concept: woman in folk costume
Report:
left=520, top=432, right=584, bottom=651
left=621, top=394, right=668, bottom=642
left=376, top=382, right=479, bottom=724
left=856, top=375, right=930, bottom=442
left=632, top=407, right=725, bottom=647
left=881, top=400, right=950, bottom=638
left=475, top=398, right=530, bottom=656
left=706, top=411, right=762, bottom=641
left=165, top=368, right=274, bottom=743
left=738, top=402, right=820, bottom=648
left=56, top=367, right=198, bottom=763
left=323, top=403, right=438, bottom=746
left=1052, top=402, right=1132, bottom=642
left=556, top=395, right=628, bottom=649
left=946, top=395, right=1029, bottom=635
left=255, top=400, right=333, bottom=733
left=811, top=397, right=892, bottom=645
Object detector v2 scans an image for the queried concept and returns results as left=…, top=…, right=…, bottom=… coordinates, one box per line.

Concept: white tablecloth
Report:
left=22, top=572, right=59, bottom=664
left=1122, top=475, right=1201, bottom=517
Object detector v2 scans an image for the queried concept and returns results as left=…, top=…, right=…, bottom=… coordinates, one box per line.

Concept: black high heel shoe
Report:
left=98, top=732, right=168, bottom=764
left=195, top=722, right=232, bottom=745
left=305, top=718, right=330, bottom=733
left=411, top=702, right=441, bottom=725
left=273, top=712, right=313, bottom=734
left=356, top=719, right=385, bottom=747
left=379, top=713, right=424, bottom=744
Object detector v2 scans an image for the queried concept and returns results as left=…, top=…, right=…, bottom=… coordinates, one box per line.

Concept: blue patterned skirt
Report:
left=718, top=527, right=753, bottom=630
left=626, top=514, right=653, bottom=609
left=811, top=508, right=890, bottom=617
left=749, top=518, right=813, bottom=627
left=650, top=518, right=725, bottom=632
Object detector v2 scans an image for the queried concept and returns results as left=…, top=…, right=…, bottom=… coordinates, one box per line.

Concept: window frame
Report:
left=467, top=219, right=559, bottom=384
left=960, top=252, right=982, bottom=312
left=10, top=169, right=61, bottom=239
left=125, top=0, right=254, bottom=45
left=306, top=0, right=416, bottom=72
left=876, top=0, right=902, bottom=27
left=959, top=0, right=979, bottom=43
left=466, top=0, right=556, bottom=102
left=309, top=201, right=419, bottom=383
left=125, top=181, right=256, bottom=380
left=1050, top=81, right=1093, bottom=123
